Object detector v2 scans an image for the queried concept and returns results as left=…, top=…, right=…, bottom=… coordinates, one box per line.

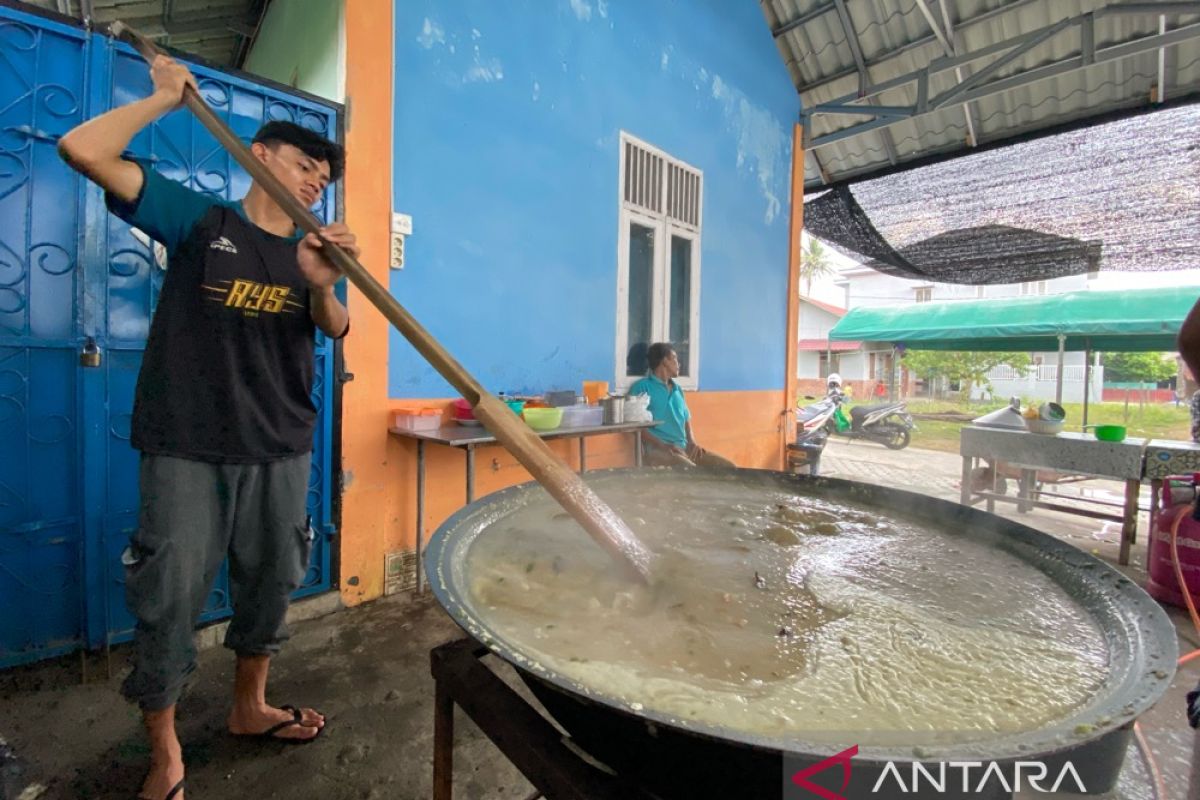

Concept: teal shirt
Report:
left=629, top=374, right=690, bottom=448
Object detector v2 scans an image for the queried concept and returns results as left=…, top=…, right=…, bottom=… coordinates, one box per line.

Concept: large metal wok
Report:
left=424, top=468, right=1176, bottom=799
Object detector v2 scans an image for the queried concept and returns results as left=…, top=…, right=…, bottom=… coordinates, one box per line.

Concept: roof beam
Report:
left=829, top=0, right=900, bottom=164
left=1103, top=2, right=1200, bottom=12
left=817, top=103, right=916, bottom=117
left=931, top=18, right=1074, bottom=109
left=938, top=0, right=979, bottom=146
left=792, top=0, right=1198, bottom=98
left=772, top=1, right=838, bottom=39
left=809, top=6, right=1197, bottom=113
left=831, top=0, right=868, bottom=97
left=795, top=0, right=1044, bottom=95
left=1156, top=14, right=1168, bottom=102
left=912, top=0, right=952, bottom=53
left=952, top=20, right=1200, bottom=105
left=808, top=19, right=1200, bottom=148
left=922, top=0, right=978, bottom=146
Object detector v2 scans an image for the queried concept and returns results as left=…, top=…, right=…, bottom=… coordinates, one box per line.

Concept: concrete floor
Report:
left=1, top=440, right=1197, bottom=799
left=1, top=594, right=537, bottom=800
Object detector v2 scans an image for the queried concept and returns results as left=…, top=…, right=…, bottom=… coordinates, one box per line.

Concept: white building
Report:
left=800, top=266, right=1099, bottom=401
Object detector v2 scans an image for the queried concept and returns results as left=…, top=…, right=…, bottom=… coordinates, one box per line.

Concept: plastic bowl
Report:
left=505, top=399, right=526, bottom=415
left=1024, top=418, right=1064, bottom=435
left=523, top=407, right=564, bottom=431
left=1039, top=402, right=1066, bottom=422
left=453, top=398, right=475, bottom=420
left=1093, top=424, right=1127, bottom=442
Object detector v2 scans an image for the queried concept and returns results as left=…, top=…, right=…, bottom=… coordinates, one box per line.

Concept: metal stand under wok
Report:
left=430, top=637, right=657, bottom=800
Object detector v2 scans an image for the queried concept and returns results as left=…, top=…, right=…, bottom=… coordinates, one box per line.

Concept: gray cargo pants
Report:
left=120, top=453, right=313, bottom=710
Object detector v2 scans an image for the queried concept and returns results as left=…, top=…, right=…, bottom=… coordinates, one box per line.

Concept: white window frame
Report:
left=614, top=132, right=703, bottom=392
left=915, top=286, right=933, bottom=303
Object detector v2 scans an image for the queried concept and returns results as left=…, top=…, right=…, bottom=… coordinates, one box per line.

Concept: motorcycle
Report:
left=789, top=396, right=840, bottom=475
left=825, top=392, right=916, bottom=450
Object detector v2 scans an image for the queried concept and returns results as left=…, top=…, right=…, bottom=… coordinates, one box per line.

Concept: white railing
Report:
left=976, top=365, right=1104, bottom=403
left=1033, top=365, right=1086, bottom=382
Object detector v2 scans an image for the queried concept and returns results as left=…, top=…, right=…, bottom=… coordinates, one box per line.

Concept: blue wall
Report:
left=391, top=0, right=796, bottom=396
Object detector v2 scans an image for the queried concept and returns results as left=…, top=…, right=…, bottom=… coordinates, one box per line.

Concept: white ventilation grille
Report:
left=624, top=139, right=663, bottom=213
left=622, top=134, right=701, bottom=228
left=666, top=162, right=701, bottom=227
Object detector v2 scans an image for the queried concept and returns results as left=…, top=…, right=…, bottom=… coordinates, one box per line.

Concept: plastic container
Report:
left=560, top=405, right=604, bottom=428
left=505, top=399, right=526, bottom=415
left=523, top=407, right=563, bottom=431
left=453, top=398, right=475, bottom=420
left=544, top=390, right=577, bottom=407
left=623, top=394, right=651, bottom=422
left=392, top=408, right=442, bottom=432
left=1024, top=417, right=1064, bottom=435
left=1146, top=478, right=1200, bottom=609
left=582, top=381, right=609, bottom=406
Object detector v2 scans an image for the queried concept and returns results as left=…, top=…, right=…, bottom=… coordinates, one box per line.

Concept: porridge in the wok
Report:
left=465, top=473, right=1109, bottom=747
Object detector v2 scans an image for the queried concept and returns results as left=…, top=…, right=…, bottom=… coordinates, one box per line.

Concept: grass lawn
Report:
left=888, top=398, right=1192, bottom=453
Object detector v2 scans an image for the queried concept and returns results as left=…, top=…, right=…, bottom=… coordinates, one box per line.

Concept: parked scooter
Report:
left=823, top=374, right=916, bottom=450
left=790, top=395, right=839, bottom=475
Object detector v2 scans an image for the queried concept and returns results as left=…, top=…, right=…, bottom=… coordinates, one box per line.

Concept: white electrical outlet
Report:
left=390, top=212, right=412, bottom=269
left=390, top=231, right=405, bottom=269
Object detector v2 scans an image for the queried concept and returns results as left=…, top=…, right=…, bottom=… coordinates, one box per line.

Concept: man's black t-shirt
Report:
left=107, top=165, right=335, bottom=463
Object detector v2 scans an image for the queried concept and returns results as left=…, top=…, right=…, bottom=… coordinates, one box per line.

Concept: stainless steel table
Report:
left=960, top=427, right=1147, bottom=565
left=389, top=420, right=661, bottom=592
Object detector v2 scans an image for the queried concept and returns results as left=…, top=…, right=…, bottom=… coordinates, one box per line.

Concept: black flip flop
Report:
left=137, top=777, right=184, bottom=800
left=233, top=704, right=324, bottom=745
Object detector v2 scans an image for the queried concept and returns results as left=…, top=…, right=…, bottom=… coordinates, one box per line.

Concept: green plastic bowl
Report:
left=523, top=407, right=563, bottom=431
left=1093, top=424, right=1126, bottom=442
left=505, top=399, right=526, bottom=415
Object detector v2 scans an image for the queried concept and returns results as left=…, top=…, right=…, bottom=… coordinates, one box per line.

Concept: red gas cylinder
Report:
left=1146, top=477, right=1200, bottom=608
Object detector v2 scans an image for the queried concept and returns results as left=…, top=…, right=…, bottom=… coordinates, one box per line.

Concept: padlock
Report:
left=79, top=337, right=102, bottom=368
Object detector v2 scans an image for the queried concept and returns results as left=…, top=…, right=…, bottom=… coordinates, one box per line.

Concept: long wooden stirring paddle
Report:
left=108, top=21, right=655, bottom=584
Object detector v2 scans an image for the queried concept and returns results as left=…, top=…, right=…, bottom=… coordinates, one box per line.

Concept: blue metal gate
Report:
left=0, top=4, right=340, bottom=668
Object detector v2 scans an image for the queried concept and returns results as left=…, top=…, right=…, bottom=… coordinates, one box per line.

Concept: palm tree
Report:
left=800, top=236, right=834, bottom=296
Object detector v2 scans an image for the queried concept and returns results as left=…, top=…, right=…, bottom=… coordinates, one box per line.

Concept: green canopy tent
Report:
left=827, top=286, right=1200, bottom=423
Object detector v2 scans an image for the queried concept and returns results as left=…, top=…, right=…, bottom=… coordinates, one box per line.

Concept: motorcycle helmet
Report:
left=826, top=373, right=842, bottom=387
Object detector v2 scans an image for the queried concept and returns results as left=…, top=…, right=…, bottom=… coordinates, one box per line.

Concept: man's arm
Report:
left=58, top=55, right=196, bottom=201
left=298, top=224, right=356, bottom=338
left=640, top=430, right=685, bottom=456
left=309, top=286, right=350, bottom=339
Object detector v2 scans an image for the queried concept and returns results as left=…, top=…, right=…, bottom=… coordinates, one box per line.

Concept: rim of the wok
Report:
left=424, top=466, right=1178, bottom=764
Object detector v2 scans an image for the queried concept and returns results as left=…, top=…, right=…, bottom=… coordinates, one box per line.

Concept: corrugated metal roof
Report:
left=762, top=0, right=1200, bottom=188
left=21, top=0, right=266, bottom=66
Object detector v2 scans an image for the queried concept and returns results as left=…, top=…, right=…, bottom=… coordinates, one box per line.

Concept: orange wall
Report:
left=376, top=391, right=786, bottom=556
left=339, top=0, right=394, bottom=606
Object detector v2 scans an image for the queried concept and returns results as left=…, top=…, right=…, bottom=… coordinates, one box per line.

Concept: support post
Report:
left=1082, top=343, right=1092, bottom=430
left=784, top=121, right=805, bottom=469
left=416, top=440, right=425, bottom=594
left=1055, top=333, right=1066, bottom=405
